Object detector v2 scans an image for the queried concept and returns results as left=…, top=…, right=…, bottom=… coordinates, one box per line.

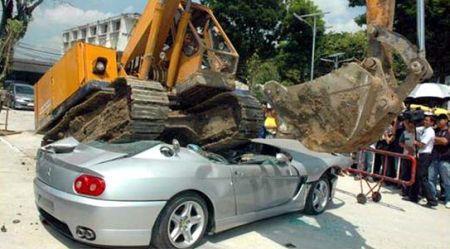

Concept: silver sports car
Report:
left=34, top=138, right=352, bottom=249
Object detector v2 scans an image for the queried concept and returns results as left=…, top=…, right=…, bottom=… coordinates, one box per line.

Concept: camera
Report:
left=403, top=109, right=425, bottom=126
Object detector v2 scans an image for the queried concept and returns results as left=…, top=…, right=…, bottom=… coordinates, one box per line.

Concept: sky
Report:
left=19, top=0, right=365, bottom=60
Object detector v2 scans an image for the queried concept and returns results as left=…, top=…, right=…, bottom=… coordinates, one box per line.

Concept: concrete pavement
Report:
left=1, top=110, right=449, bottom=249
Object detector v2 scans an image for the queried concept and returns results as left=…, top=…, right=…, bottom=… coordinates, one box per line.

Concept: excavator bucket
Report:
left=263, top=0, right=433, bottom=153
left=263, top=26, right=433, bottom=153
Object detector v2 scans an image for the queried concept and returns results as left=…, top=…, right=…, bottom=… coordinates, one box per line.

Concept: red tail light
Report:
left=74, top=174, right=106, bottom=196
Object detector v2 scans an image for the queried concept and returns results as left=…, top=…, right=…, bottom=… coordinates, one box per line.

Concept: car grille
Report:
left=38, top=208, right=73, bottom=238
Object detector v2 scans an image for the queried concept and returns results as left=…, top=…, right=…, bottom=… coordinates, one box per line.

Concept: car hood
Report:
left=15, top=94, right=34, bottom=100
left=252, top=139, right=352, bottom=182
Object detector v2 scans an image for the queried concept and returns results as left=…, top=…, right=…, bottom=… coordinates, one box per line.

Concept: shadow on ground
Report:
left=204, top=199, right=374, bottom=249
left=39, top=199, right=371, bottom=249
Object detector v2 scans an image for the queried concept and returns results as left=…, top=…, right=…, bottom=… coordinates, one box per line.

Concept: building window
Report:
left=101, top=24, right=108, bottom=34
left=90, top=26, right=97, bottom=36
left=88, top=37, right=96, bottom=44
left=72, top=31, right=78, bottom=40
left=63, top=33, right=70, bottom=42
left=81, top=29, right=87, bottom=39
left=113, top=20, right=121, bottom=31
left=99, top=36, right=107, bottom=46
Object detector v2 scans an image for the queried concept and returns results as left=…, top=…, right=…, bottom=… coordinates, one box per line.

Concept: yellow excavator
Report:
left=35, top=0, right=264, bottom=150
left=34, top=0, right=433, bottom=153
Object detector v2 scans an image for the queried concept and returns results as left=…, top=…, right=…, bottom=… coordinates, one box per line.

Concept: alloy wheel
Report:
left=312, top=180, right=330, bottom=213
left=167, top=201, right=206, bottom=248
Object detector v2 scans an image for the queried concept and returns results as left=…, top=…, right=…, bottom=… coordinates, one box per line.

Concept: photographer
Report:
left=409, top=114, right=438, bottom=206
left=399, top=119, right=416, bottom=196
left=428, top=114, right=450, bottom=209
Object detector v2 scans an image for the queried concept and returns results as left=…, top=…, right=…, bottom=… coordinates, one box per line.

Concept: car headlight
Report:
left=93, top=57, right=107, bottom=75
left=15, top=97, right=26, bottom=103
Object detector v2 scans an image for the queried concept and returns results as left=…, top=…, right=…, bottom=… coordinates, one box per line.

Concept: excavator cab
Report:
left=169, top=3, right=240, bottom=109
left=124, top=3, right=239, bottom=84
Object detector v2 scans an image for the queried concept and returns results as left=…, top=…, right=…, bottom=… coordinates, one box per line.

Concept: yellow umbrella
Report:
left=409, top=104, right=449, bottom=117
left=410, top=104, right=431, bottom=112
left=433, top=108, right=449, bottom=116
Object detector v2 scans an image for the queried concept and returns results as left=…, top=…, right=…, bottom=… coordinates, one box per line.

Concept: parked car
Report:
left=34, top=138, right=352, bottom=249
left=5, top=82, right=34, bottom=110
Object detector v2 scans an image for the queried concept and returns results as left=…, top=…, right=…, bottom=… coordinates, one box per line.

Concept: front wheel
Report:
left=304, top=176, right=331, bottom=215
left=151, top=193, right=209, bottom=249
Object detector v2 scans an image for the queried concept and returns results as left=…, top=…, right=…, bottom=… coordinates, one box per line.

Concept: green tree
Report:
left=0, top=0, right=43, bottom=87
left=201, top=0, right=285, bottom=79
left=348, top=0, right=450, bottom=82
left=275, top=0, right=325, bottom=84
left=316, top=31, right=368, bottom=76
left=247, top=54, right=281, bottom=87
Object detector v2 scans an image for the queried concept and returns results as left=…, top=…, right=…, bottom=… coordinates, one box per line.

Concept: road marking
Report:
left=0, top=136, right=20, bottom=153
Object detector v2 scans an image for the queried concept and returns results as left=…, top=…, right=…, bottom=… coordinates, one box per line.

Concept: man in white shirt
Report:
left=409, top=115, right=438, bottom=206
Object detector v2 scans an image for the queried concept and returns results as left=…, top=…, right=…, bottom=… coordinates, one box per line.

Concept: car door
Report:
left=259, top=156, right=300, bottom=208
left=231, top=163, right=267, bottom=215
left=231, top=156, right=301, bottom=214
left=255, top=143, right=302, bottom=209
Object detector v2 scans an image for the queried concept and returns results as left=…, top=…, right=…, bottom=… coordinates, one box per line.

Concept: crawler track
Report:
left=44, top=77, right=170, bottom=143
left=44, top=77, right=263, bottom=151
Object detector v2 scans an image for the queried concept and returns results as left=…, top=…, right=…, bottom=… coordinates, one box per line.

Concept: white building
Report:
left=62, top=13, right=140, bottom=53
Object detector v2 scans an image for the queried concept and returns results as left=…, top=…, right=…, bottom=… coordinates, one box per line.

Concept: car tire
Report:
left=304, top=176, right=331, bottom=215
left=151, top=192, right=209, bottom=249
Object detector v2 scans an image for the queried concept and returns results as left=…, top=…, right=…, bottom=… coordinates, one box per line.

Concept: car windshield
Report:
left=87, top=140, right=161, bottom=156
left=187, top=144, right=229, bottom=164
left=15, top=85, right=34, bottom=95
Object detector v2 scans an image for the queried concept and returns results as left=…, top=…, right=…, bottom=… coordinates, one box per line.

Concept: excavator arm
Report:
left=120, top=0, right=183, bottom=81
left=119, top=0, right=239, bottom=88
left=263, top=0, right=433, bottom=153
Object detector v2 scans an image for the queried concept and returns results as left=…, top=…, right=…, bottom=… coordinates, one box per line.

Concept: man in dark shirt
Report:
left=429, top=114, right=450, bottom=208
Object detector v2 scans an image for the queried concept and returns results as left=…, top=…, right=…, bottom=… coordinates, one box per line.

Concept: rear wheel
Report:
left=151, top=193, right=209, bottom=249
left=304, top=176, right=331, bottom=215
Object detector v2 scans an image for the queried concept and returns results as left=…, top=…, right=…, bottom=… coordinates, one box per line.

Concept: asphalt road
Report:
left=1, top=110, right=449, bottom=249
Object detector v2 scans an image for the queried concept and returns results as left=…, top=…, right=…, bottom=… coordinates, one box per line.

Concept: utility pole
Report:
left=294, top=11, right=329, bottom=81
left=416, top=0, right=426, bottom=57
left=320, top=52, right=354, bottom=70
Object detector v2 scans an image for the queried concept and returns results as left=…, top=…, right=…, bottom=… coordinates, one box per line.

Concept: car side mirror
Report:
left=172, top=139, right=180, bottom=155
left=276, top=153, right=290, bottom=164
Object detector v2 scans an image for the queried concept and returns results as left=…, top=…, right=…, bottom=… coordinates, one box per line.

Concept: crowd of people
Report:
left=360, top=112, right=450, bottom=209
left=259, top=102, right=450, bottom=209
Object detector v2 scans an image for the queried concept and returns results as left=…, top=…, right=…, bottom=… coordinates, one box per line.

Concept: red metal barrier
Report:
left=346, top=148, right=417, bottom=204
